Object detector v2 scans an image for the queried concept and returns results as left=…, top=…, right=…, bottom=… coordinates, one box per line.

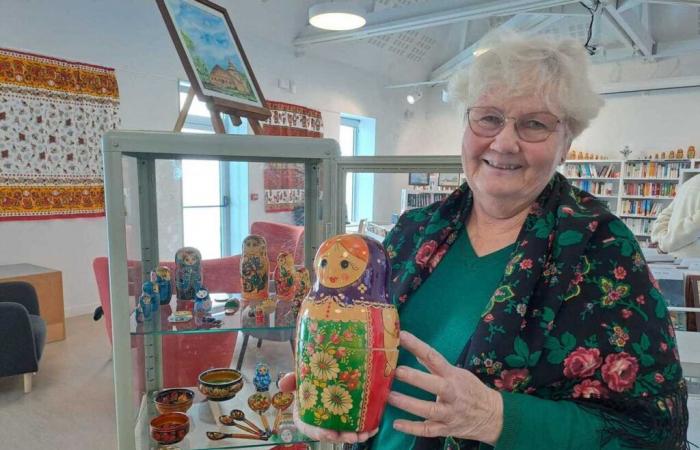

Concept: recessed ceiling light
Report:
left=309, top=2, right=367, bottom=31
left=473, top=47, right=489, bottom=57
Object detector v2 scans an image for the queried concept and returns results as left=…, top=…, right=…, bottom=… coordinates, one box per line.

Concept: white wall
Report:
left=0, top=0, right=423, bottom=316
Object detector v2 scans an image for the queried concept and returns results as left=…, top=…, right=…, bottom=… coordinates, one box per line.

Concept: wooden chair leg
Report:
left=23, top=373, right=32, bottom=393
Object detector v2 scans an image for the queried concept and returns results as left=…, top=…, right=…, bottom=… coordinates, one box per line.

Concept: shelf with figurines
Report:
left=132, top=240, right=317, bottom=449
left=131, top=243, right=312, bottom=338
left=137, top=361, right=312, bottom=449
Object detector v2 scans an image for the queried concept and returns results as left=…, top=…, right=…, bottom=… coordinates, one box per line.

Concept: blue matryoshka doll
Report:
left=175, top=247, right=202, bottom=300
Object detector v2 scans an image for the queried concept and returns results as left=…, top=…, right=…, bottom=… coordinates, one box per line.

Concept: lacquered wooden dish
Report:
left=198, top=368, right=243, bottom=401
left=154, top=388, right=194, bottom=414
left=150, top=412, right=189, bottom=445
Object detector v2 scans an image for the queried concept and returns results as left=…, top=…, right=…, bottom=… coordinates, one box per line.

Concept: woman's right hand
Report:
left=278, top=372, right=379, bottom=444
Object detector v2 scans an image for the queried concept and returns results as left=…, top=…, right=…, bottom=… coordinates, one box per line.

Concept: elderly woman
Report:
left=281, top=33, right=688, bottom=449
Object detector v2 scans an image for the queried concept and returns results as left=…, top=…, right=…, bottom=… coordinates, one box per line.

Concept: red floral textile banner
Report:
left=0, top=48, right=120, bottom=221
left=260, top=101, right=323, bottom=213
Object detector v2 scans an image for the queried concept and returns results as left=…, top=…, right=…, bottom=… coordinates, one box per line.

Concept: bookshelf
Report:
left=400, top=189, right=452, bottom=212
left=562, top=159, right=700, bottom=243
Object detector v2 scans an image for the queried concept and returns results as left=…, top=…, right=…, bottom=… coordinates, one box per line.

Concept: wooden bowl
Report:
left=198, top=368, right=244, bottom=401
left=150, top=412, right=189, bottom=445
left=154, top=388, right=194, bottom=414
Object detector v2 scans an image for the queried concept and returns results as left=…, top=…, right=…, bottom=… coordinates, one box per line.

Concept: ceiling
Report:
left=223, top=0, right=700, bottom=88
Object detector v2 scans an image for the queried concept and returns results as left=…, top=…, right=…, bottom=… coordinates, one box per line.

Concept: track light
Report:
left=309, top=2, right=367, bottom=31
left=406, top=90, right=423, bottom=104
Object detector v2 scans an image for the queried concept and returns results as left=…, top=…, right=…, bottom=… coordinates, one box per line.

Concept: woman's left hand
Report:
left=388, top=331, right=504, bottom=445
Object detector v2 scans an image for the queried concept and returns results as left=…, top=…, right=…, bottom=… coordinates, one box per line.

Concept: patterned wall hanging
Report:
left=260, top=101, right=323, bottom=213
left=0, top=48, right=120, bottom=221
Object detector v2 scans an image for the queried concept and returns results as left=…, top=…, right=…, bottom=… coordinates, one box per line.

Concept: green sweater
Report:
left=372, top=229, right=630, bottom=450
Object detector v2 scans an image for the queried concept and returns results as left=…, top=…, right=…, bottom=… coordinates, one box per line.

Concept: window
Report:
left=339, top=114, right=375, bottom=224
left=178, top=81, right=249, bottom=259
left=339, top=118, right=359, bottom=223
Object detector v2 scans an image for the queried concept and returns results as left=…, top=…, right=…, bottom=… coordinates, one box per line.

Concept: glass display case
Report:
left=103, top=130, right=341, bottom=450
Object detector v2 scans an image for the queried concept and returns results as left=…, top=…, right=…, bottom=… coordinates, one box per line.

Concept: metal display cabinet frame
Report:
left=335, top=155, right=463, bottom=228
left=102, top=130, right=341, bottom=450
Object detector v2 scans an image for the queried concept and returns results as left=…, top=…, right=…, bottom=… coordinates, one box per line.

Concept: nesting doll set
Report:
left=241, top=235, right=269, bottom=301
left=175, top=247, right=202, bottom=300
left=295, top=234, right=399, bottom=432
left=274, top=252, right=297, bottom=301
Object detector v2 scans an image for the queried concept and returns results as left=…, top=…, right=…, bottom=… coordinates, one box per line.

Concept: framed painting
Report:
left=408, top=172, right=430, bottom=186
left=157, top=0, right=270, bottom=121
left=437, top=172, right=460, bottom=188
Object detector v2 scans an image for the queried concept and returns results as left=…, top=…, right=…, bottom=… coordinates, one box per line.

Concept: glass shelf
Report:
left=131, top=294, right=298, bottom=336
left=136, top=386, right=315, bottom=449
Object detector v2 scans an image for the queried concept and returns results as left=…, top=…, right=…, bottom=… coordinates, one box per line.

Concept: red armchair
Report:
left=250, top=221, right=305, bottom=265
left=92, top=256, right=240, bottom=388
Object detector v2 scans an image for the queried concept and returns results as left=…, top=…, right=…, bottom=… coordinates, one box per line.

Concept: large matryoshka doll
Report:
left=175, top=247, right=202, bottom=300
left=295, top=234, right=399, bottom=433
left=274, top=252, right=297, bottom=302
left=241, top=235, right=269, bottom=301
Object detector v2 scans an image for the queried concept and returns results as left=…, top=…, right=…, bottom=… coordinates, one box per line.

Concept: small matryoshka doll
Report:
left=274, top=252, right=297, bottom=302
left=241, top=235, right=269, bottom=301
left=175, top=247, right=202, bottom=300
left=668, top=149, right=676, bottom=159
left=253, top=361, right=272, bottom=392
left=155, top=266, right=172, bottom=305
left=295, top=234, right=399, bottom=433
left=688, top=146, right=696, bottom=159
left=661, top=151, right=667, bottom=159
left=676, top=148, right=684, bottom=159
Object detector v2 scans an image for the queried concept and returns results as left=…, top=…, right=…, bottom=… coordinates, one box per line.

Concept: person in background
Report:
left=281, top=32, right=689, bottom=449
left=651, top=173, right=700, bottom=258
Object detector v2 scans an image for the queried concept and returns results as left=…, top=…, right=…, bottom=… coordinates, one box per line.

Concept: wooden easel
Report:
left=174, top=87, right=264, bottom=135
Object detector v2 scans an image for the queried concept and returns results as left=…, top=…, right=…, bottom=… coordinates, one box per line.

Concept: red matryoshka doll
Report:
left=274, top=252, right=296, bottom=301
left=295, top=234, right=399, bottom=432
left=241, top=235, right=269, bottom=301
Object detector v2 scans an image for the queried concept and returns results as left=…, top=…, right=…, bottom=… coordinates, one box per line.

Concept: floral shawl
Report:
left=353, top=173, right=688, bottom=450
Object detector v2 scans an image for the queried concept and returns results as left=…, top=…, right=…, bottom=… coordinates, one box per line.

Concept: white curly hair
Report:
left=447, top=31, right=604, bottom=138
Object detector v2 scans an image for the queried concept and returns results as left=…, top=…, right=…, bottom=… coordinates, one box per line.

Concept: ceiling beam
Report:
left=514, top=3, right=592, bottom=16
left=293, top=0, right=579, bottom=47
left=593, top=36, right=700, bottom=62
left=428, top=14, right=565, bottom=82
left=602, top=3, right=655, bottom=58
left=643, top=0, right=700, bottom=6
left=617, top=0, right=643, bottom=12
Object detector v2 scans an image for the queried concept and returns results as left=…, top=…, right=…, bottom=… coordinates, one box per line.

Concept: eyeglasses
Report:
left=466, top=106, right=562, bottom=143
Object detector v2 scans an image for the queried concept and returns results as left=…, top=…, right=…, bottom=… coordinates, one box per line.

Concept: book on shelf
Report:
left=621, top=199, right=663, bottom=217
left=621, top=217, right=654, bottom=237
left=624, top=161, right=690, bottom=178
left=623, top=182, right=676, bottom=197
left=570, top=180, right=616, bottom=196
left=564, top=162, right=619, bottom=178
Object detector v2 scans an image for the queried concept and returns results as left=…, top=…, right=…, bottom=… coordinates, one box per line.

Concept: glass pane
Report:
left=182, top=160, right=220, bottom=207
left=183, top=207, right=221, bottom=259
left=339, top=124, right=355, bottom=157
left=179, top=90, right=212, bottom=117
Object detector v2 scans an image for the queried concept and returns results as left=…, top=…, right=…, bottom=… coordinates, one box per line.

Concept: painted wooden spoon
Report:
left=206, top=431, right=268, bottom=441
left=271, top=391, right=294, bottom=434
left=248, top=392, right=272, bottom=434
left=218, top=414, right=261, bottom=435
left=230, top=409, right=266, bottom=436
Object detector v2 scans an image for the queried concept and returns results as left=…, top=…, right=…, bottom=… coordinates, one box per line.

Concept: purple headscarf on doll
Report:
left=308, top=234, right=390, bottom=306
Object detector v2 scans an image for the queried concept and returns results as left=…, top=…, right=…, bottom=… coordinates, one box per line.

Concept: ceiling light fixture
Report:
left=309, top=1, right=367, bottom=31
left=406, top=89, right=423, bottom=105
left=473, top=47, right=489, bottom=57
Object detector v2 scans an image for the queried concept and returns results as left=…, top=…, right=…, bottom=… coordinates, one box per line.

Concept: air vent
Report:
left=367, top=0, right=436, bottom=62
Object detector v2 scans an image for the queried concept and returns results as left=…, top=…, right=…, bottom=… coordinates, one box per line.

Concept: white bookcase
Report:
left=400, top=189, right=452, bottom=212
left=561, top=159, right=700, bottom=242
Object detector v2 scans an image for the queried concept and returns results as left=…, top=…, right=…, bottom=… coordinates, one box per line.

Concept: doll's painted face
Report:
left=184, top=252, right=198, bottom=265
left=315, top=236, right=369, bottom=288
left=244, top=236, right=267, bottom=256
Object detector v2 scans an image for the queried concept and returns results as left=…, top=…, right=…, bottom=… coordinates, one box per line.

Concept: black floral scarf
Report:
left=355, top=173, right=689, bottom=450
